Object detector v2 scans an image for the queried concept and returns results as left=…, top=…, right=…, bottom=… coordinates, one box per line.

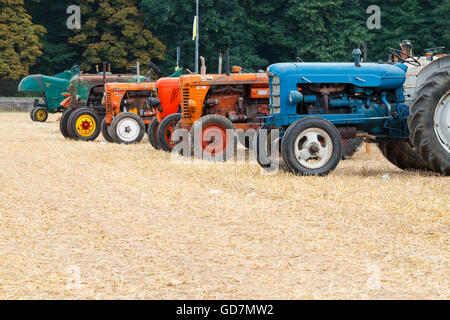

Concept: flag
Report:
left=192, top=16, right=197, bottom=41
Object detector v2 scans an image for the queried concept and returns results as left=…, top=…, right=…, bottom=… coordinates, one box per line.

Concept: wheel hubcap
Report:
left=36, top=110, right=46, bottom=121
left=434, top=90, right=450, bottom=153
left=116, top=118, right=140, bottom=142
left=75, top=115, right=96, bottom=137
left=294, top=128, right=333, bottom=169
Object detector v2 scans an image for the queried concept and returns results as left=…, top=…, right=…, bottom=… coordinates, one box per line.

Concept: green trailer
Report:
left=18, top=65, right=81, bottom=122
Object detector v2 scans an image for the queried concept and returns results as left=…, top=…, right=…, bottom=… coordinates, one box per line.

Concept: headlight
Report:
left=289, top=90, right=303, bottom=105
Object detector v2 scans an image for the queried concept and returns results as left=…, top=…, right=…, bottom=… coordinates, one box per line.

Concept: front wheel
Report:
left=32, top=107, right=48, bottom=122
left=147, top=118, right=160, bottom=149
left=190, top=114, right=236, bottom=161
left=101, top=118, right=114, bottom=143
left=281, top=117, right=342, bottom=176
left=67, top=108, right=101, bottom=141
left=59, top=109, right=74, bottom=139
left=157, top=113, right=181, bottom=152
left=110, top=112, right=146, bottom=144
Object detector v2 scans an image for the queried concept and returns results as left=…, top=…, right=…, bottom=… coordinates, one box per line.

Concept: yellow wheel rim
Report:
left=35, top=110, right=46, bottom=121
left=75, top=114, right=96, bottom=137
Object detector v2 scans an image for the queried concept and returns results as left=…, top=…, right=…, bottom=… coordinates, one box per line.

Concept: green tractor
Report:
left=18, top=65, right=81, bottom=122
left=60, top=62, right=150, bottom=141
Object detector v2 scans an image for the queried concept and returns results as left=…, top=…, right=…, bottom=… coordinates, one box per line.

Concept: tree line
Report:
left=0, top=0, right=448, bottom=79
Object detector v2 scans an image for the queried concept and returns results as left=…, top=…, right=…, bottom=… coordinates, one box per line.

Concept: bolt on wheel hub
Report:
left=294, top=128, right=333, bottom=169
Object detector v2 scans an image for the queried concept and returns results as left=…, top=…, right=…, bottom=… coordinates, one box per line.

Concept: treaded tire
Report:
left=59, top=109, right=74, bottom=139
left=342, top=138, right=364, bottom=160
left=30, top=108, right=36, bottom=121
left=32, top=107, right=48, bottom=122
left=378, top=140, right=430, bottom=171
left=101, top=118, right=114, bottom=143
left=110, top=112, right=145, bottom=144
left=67, top=108, right=101, bottom=141
left=190, top=114, right=236, bottom=161
left=157, top=113, right=181, bottom=152
left=147, top=118, right=160, bottom=149
left=408, top=67, right=450, bottom=175
left=281, top=117, right=342, bottom=176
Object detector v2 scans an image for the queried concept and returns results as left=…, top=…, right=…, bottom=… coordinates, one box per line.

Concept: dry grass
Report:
left=0, top=112, right=448, bottom=300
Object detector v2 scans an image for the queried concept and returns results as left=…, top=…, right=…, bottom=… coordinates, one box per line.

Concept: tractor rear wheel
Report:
left=32, top=107, right=48, bottom=122
left=378, top=140, right=430, bottom=171
left=59, top=109, right=73, bottom=139
left=281, top=117, right=342, bottom=176
left=101, top=118, right=114, bottom=143
left=408, top=67, right=450, bottom=175
left=110, top=112, right=145, bottom=144
left=147, top=118, right=160, bottom=149
left=190, top=114, right=236, bottom=161
left=157, top=113, right=181, bottom=152
left=67, top=108, right=101, bottom=141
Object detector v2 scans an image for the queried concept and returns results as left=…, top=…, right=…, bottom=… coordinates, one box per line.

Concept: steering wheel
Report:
left=145, top=60, right=162, bottom=77
left=389, top=48, right=421, bottom=66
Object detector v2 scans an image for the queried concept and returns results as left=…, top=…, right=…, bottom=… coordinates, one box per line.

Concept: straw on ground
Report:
left=0, top=113, right=448, bottom=299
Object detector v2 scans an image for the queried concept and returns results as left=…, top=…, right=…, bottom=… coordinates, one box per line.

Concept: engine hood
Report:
left=18, top=75, right=44, bottom=92
left=268, top=62, right=407, bottom=90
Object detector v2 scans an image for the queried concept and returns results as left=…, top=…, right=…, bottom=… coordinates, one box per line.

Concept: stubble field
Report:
left=0, top=112, right=448, bottom=299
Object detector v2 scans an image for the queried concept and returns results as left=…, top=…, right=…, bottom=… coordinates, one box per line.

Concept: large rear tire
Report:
left=67, top=108, right=101, bottom=141
left=408, top=67, right=450, bottom=175
left=157, top=113, right=181, bottom=152
left=378, top=140, right=429, bottom=171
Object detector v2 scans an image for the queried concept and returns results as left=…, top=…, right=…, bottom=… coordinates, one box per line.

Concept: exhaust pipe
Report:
left=218, top=51, right=223, bottom=74
left=225, top=44, right=230, bottom=76
left=137, top=62, right=140, bottom=83
left=102, top=62, right=107, bottom=85
left=200, top=56, right=206, bottom=75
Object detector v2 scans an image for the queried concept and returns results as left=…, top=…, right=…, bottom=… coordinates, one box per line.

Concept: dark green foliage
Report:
left=140, top=0, right=449, bottom=70
left=24, top=0, right=79, bottom=75
left=5, top=0, right=450, bottom=76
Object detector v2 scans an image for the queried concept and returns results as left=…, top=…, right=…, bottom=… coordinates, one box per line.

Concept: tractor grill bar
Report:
left=182, top=88, right=191, bottom=120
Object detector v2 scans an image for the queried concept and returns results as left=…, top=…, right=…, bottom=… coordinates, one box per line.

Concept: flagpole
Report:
left=195, top=0, right=199, bottom=73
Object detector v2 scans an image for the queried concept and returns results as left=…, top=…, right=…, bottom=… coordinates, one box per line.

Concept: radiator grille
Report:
left=69, top=84, right=77, bottom=108
left=182, top=88, right=191, bottom=120
left=105, top=92, right=112, bottom=115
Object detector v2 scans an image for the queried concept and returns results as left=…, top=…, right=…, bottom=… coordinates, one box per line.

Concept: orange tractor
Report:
left=147, top=77, right=182, bottom=151
left=103, top=74, right=181, bottom=145
left=177, top=58, right=270, bottom=160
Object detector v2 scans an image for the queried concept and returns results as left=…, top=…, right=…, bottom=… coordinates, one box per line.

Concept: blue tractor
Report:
left=255, top=43, right=450, bottom=176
